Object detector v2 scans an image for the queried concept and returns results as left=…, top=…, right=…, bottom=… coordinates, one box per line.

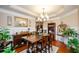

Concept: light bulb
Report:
left=40, top=14, right=44, bottom=18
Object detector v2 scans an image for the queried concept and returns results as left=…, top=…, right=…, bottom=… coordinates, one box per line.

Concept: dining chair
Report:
left=36, top=39, right=42, bottom=53
left=47, top=36, right=53, bottom=53
left=26, top=41, right=37, bottom=53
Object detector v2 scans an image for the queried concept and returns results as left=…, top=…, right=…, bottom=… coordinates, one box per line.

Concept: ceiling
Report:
left=0, top=5, right=78, bottom=18
left=19, top=5, right=63, bottom=15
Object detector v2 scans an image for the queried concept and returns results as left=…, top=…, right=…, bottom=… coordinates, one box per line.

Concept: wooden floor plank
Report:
left=15, top=40, right=70, bottom=53
left=52, top=41, right=70, bottom=53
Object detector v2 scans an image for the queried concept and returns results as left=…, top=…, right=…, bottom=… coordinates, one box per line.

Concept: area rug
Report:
left=50, top=46, right=59, bottom=53
left=20, top=46, right=59, bottom=53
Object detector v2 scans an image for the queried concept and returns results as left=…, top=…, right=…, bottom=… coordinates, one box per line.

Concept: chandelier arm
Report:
left=37, top=8, right=49, bottom=22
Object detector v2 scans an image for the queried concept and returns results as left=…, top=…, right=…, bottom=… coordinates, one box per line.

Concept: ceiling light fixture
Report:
left=37, top=8, right=49, bottom=22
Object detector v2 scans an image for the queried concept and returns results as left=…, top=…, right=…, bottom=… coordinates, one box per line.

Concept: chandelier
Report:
left=37, top=8, right=49, bottom=22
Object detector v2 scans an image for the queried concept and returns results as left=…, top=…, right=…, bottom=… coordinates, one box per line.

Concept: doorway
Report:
left=48, top=23, right=56, bottom=41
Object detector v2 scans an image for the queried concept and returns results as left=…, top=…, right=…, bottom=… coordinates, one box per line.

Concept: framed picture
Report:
left=7, top=16, right=12, bottom=26
left=28, top=19, right=31, bottom=27
left=14, top=16, right=28, bottom=27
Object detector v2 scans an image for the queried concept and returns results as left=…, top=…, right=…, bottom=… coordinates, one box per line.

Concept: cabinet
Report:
left=13, top=33, right=28, bottom=47
left=36, top=21, right=43, bottom=35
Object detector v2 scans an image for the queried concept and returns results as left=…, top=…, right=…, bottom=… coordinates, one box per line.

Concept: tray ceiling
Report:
left=0, top=5, right=78, bottom=18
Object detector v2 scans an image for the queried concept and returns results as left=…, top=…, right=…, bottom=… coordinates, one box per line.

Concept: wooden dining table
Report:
left=14, top=33, right=53, bottom=53
left=22, top=34, right=49, bottom=53
left=22, top=34, right=49, bottom=43
left=22, top=35, right=42, bottom=43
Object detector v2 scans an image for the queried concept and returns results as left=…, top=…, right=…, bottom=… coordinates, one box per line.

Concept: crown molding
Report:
left=49, top=7, right=64, bottom=18
left=0, top=8, right=35, bottom=19
left=10, top=5, right=38, bottom=17
left=50, top=8, right=78, bottom=20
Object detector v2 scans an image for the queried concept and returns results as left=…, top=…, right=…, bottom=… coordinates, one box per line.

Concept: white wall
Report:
left=43, top=9, right=79, bottom=42
left=51, top=9, right=79, bottom=33
left=0, top=8, right=79, bottom=36
left=0, top=10, right=36, bottom=35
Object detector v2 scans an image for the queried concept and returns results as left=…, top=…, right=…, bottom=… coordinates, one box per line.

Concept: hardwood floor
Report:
left=15, top=44, right=28, bottom=53
left=15, top=40, right=70, bottom=53
left=52, top=40, right=70, bottom=53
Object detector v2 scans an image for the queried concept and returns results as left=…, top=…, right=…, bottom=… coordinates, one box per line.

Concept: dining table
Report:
left=22, top=33, right=49, bottom=43
left=22, top=34, right=49, bottom=53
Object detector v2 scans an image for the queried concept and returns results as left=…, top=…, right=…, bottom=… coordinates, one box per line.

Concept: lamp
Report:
left=37, top=8, right=49, bottom=22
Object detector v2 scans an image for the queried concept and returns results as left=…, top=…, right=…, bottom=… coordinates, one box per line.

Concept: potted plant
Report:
left=0, top=27, right=11, bottom=51
left=2, top=46, right=15, bottom=53
left=67, top=37, right=79, bottom=53
left=62, top=28, right=77, bottom=37
left=62, top=28, right=79, bottom=53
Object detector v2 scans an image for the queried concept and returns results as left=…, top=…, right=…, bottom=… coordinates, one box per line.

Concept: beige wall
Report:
left=52, top=9, right=79, bottom=32
left=0, top=11, right=36, bottom=35
left=0, top=8, right=79, bottom=35
left=46, top=9, right=79, bottom=32
left=43, top=9, right=79, bottom=40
